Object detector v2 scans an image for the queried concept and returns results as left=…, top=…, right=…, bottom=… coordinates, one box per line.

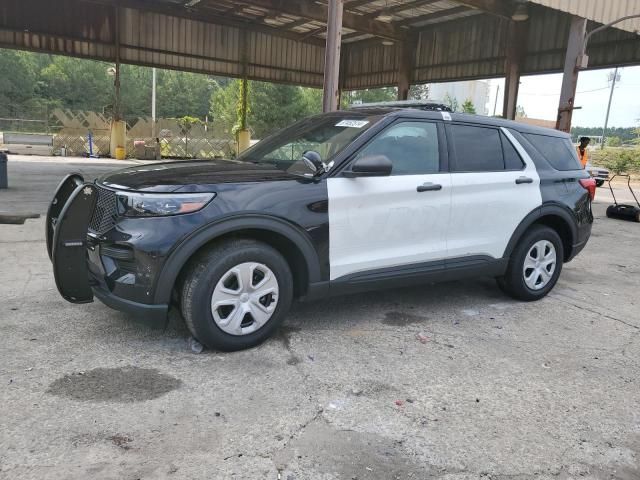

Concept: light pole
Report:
left=151, top=67, right=157, bottom=139
left=601, top=68, right=620, bottom=149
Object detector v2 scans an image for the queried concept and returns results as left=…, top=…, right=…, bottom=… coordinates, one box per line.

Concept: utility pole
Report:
left=601, top=68, right=620, bottom=149
left=151, top=67, right=157, bottom=139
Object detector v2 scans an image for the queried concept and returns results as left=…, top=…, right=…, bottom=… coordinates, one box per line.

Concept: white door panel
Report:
left=447, top=128, right=541, bottom=259
left=328, top=173, right=451, bottom=280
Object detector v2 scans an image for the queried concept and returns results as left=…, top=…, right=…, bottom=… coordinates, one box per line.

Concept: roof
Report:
left=0, top=0, right=639, bottom=89
left=530, top=0, right=640, bottom=34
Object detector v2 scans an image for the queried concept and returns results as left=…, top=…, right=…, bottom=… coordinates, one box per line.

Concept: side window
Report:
left=501, top=133, right=525, bottom=170
left=522, top=133, right=582, bottom=171
left=354, top=121, right=439, bottom=175
left=450, top=124, right=504, bottom=172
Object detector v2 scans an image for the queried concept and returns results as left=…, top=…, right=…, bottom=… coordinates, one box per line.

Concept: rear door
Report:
left=446, top=123, right=541, bottom=260
left=328, top=119, right=451, bottom=280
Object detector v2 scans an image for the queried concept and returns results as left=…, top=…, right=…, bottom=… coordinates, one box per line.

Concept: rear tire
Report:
left=497, top=225, right=564, bottom=301
left=181, top=238, right=293, bottom=351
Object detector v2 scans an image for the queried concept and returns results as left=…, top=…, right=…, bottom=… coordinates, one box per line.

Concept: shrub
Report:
left=590, top=148, right=640, bottom=174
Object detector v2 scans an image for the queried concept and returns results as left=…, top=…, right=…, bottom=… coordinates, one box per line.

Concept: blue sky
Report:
left=488, top=65, right=640, bottom=128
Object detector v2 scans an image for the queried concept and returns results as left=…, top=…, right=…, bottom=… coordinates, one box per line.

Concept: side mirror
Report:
left=302, top=150, right=325, bottom=175
left=344, top=155, right=392, bottom=178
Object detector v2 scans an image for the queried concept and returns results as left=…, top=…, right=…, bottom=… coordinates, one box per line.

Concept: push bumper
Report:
left=47, top=174, right=168, bottom=327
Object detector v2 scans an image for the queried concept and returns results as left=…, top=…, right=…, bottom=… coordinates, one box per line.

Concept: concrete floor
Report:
left=1, top=156, right=639, bottom=479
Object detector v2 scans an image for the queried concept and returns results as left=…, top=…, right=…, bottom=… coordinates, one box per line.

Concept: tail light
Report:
left=579, top=177, right=596, bottom=200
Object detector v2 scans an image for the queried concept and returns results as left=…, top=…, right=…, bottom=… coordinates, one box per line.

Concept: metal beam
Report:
left=556, top=16, right=587, bottom=132
left=92, top=0, right=326, bottom=46
left=237, top=0, right=406, bottom=40
left=323, top=0, right=344, bottom=112
left=454, top=0, right=512, bottom=19
left=397, top=6, right=469, bottom=26
left=363, top=0, right=442, bottom=19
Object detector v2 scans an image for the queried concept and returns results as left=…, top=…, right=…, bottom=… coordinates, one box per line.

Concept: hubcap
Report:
left=523, top=240, right=556, bottom=290
left=210, top=262, right=279, bottom=336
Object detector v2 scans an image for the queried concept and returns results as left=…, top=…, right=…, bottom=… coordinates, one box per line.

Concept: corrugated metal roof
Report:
left=531, top=0, right=640, bottom=33
left=0, top=0, right=639, bottom=91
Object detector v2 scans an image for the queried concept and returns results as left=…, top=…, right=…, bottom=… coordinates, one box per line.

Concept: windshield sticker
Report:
left=335, top=119, right=369, bottom=128
left=441, top=112, right=452, bottom=121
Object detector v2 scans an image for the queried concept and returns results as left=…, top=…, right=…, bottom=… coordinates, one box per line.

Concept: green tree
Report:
left=39, top=56, right=112, bottom=111
left=408, top=84, right=429, bottom=101
left=461, top=98, right=476, bottom=114
left=443, top=93, right=459, bottom=112
left=345, top=87, right=397, bottom=106
left=606, top=136, right=622, bottom=147
left=0, top=51, right=40, bottom=117
left=156, top=70, right=212, bottom=119
left=210, top=80, right=314, bottom=139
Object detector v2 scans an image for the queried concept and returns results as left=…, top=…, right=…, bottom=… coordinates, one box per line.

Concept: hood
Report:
left=97, top=159, right=303, bottom=193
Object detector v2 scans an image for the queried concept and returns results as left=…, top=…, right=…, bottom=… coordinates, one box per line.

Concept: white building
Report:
left=428, top=80, right=491, bottom=115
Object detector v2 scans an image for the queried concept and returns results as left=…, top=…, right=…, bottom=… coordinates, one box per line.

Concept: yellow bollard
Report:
left=110, top=120, right=127, bottom=159
left=115, top=146, right=126, bottom=160
left=237, top=129, right=251, bottom=154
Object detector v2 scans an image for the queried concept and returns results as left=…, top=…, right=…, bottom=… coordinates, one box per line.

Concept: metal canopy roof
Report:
left=1, top=0, right=639, bottom=90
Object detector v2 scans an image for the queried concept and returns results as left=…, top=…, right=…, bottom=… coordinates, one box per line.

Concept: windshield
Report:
left=237, top=113, right=381, bottom=175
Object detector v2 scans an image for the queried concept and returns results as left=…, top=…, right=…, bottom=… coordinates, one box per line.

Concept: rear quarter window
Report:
left=523, top=133, right=581, bottom=171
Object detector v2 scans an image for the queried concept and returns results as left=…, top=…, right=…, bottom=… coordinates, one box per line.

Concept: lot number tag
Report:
left=335, top=119, right=369, bottom=128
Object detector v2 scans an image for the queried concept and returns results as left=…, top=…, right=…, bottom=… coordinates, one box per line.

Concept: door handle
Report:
left=515, top=176, right=533, bottom=184
left=417, top=182, right=442, bottom=192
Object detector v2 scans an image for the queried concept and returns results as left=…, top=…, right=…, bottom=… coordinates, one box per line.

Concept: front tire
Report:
left=181, top=239, right=293, bottom=351
left=497, top=225, right=563, bottom=301
left=595, top=180, right=605, bottom=187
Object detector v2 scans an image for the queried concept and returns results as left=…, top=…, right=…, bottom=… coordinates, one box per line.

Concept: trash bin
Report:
left=0, top=152, right=7, bottom=189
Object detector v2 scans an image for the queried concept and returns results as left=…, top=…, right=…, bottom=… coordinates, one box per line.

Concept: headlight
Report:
left=116, top=192, right=216, bottom=217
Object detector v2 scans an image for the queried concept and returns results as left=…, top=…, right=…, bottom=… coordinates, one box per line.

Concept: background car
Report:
left=586, top=162, right=609, bottom=187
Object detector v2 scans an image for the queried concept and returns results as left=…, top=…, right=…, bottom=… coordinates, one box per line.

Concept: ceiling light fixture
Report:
left=511, top=3, right=529, bottom=21
left=376, top=14, right=393, bottom=23
left=376, top=0, right=393, bottom=23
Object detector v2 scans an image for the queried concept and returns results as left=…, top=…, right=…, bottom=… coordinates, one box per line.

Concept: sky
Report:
left=486, top=66, right=640, bottom=128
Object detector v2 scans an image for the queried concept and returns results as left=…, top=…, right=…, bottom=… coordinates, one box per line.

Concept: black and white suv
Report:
left=47, top=108, right=595, bottom=351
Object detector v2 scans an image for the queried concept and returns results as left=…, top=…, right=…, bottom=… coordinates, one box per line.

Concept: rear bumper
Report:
left=93, top=285, right=169, bottom=328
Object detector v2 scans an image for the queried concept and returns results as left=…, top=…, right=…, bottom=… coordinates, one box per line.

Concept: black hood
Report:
left=96, top=159, right=303, bottom=193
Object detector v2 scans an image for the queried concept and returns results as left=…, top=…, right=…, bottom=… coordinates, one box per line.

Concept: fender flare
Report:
left=152, top=213, right=323, bottom=304
left=502, top=203, right=577, bottom=260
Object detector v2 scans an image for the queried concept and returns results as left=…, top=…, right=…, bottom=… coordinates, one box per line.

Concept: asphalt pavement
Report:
left=1, top=156, right=639, bottom=479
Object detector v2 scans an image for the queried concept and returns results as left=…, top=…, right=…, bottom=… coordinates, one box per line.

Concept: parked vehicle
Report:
left=47, top=109, right=594, bottom=351
left=585, top=162, right=609, bottom=187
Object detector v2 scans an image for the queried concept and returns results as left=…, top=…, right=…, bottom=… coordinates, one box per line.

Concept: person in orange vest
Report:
left=576, top=136, right=590, bottom=168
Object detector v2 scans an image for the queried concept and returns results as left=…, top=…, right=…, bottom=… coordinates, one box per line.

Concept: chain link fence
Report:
left=0, top=107, right=235, bottom=159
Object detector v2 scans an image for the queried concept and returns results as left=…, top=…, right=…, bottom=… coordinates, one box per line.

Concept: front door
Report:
left=328, top=120, right=451, bottom=280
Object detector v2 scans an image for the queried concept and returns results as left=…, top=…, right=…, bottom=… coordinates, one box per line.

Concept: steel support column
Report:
left=556, top=16, right=587, bottom=132
left=397, top=42, right=412, bottom=101
left=502, top=20, right=527, bottom=120
left=322, top=0, right=344, bottom=112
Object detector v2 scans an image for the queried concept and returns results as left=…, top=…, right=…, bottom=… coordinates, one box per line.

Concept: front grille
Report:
left=89, top=186, right=118, bottom=235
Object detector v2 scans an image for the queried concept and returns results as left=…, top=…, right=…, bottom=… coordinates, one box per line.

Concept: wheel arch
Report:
left=152, top=214, right=323, bottom=305
left=504, top=204, right=577, bottom=262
